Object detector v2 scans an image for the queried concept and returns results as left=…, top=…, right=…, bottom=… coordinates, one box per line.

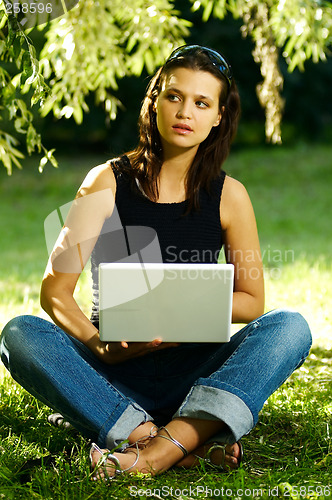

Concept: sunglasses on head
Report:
left=166, top=45, right=233, bottom=89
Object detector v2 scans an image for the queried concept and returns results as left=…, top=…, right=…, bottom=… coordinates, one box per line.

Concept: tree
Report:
left=190, top=0, right=332, bottom=143
left=0, top=0, right=190, bottom=173
left=0, top=4, right=57, bottom=173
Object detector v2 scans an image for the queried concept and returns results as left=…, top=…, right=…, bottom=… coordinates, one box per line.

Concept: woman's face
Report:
left=155, top=67, right=223, bottom=155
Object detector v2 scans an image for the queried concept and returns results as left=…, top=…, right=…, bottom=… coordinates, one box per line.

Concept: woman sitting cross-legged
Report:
left=0, top=45, right=312, bottom=479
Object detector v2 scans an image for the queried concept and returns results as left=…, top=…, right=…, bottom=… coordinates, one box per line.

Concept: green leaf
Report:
left=13, top=35, right=22, bottom=61
left=0, top=134, right=24, bottom=174
left=72, top=104, right=83, bottom=124
left=38, top=148, right=58, bottom=172
left=26, top=123, right=41, bottom=154
left=14, top=117, right=27, bottom=134
left=144, top=50, right=155, bottom=75
left=0, top=40, right=6, bottom=57
left=202, top=1, right=214, bottom=22
left=6, top=15, right=17, bottom=48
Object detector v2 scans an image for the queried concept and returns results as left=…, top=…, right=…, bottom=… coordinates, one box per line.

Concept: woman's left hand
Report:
left=85, top=335, right=179, bottom=365
left=105, top=339, right=180, bottom=364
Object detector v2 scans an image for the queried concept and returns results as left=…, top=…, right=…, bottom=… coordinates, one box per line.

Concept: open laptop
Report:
left=99, top=262, right=234, bottom=343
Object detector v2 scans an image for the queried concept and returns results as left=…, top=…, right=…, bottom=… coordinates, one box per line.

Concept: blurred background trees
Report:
left=1, top=0, right=331, bottom=173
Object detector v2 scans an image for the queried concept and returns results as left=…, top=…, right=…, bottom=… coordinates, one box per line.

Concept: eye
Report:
left=167, top=93, right=181, bottom=102
left=196, top=100, right=209, bottom=108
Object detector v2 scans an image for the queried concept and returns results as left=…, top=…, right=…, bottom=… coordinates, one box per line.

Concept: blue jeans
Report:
left=0, top=309, right=311, bottom=449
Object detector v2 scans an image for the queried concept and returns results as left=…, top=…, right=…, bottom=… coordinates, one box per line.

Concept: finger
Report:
left=121, top=341, right=129, bottom=348
left=151, top=338, right=162, bottom=347
left=154, top=342, right=179, bottom=348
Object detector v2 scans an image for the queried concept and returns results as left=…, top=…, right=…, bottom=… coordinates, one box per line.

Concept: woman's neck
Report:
left=157, top=149, right=197, bottom=203
left=161, top=144, right=198, bottom=172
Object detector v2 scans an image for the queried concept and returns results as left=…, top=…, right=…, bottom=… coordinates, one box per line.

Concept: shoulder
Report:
left=77, top=162, right=116, bottom=197
left=222, top=175, right=250, bottom=201
left=74, top=162, right=117, bottom=218
left=220, top=175, right=254, bottom=229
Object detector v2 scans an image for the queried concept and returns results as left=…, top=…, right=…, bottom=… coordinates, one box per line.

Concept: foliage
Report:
left=39, top=0, right=190, bottom=124
left=0, top=1, right=332, bottom=172
left=0, top=3, right=58, bottom=174
left=191, top=0, right=332, bottom=143
left=0, top=0, right=190, bottom=173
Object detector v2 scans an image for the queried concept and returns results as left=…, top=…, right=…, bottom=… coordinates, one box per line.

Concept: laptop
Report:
left=99, top=262, right=234, bottom=343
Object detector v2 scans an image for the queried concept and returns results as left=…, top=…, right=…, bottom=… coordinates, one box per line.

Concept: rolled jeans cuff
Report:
left=101, top=404, right=153, bottom=451
left=173, top=385, right=254, bottom=444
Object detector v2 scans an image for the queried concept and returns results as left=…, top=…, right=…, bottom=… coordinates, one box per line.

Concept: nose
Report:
left=176, top=99, right=192, bottom=119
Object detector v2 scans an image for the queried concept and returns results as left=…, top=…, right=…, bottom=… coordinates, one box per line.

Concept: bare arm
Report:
left=40, top=163, right=176, bottom=363
left=40, top=164, right=116, bottom=355
left=220, top=176, right=264, bottom=323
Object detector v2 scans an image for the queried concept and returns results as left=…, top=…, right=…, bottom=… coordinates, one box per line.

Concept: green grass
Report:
left=0, top=144, right=331, bottom=499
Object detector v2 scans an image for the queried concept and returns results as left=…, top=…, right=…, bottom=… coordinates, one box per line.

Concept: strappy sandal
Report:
left=90, top=424, right=158, bottom=480
left=132, top=424, right=159, bottom=449
left=90, top=442, right=139, bottom=480
left=155, top=426, right=189, bottom=457
left=47, top=413, right=72, bottom=429
left=157, top=427, right=243, bottom=472
left=198, top=440, right=244, bottom=471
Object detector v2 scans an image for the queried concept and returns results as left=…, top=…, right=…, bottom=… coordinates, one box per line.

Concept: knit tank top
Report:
left=90, top=158, right=226, bottom=325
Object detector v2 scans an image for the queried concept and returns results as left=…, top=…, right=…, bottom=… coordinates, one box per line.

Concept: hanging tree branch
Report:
left=240, top=2, right=285, bottom=144
left=191, top=0, right=332, bottom=143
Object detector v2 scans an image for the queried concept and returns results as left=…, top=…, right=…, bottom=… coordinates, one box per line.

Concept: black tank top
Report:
left=90, top=159, right=226, bottom=324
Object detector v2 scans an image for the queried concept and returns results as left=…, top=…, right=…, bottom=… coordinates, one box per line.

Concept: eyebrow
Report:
left=165, top=87, right=214, bottom=102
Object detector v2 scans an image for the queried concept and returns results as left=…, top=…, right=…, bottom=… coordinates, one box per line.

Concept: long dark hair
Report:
left=119, top=46, right=241, bottom=211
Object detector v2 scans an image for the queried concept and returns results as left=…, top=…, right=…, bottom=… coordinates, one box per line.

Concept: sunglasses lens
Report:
left=166, top=45, right=232, bottom=88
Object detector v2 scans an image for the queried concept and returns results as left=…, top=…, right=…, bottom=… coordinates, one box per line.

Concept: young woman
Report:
left=0, top=45, right=311, bottom=478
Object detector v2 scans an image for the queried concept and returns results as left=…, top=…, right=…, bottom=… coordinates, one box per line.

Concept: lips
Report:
left=172, top=123, right=193, bottom=134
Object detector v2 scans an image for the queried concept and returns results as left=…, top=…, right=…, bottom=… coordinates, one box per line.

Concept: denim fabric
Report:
left=0, top=309, right=311, bottom=449
left=174, top=309, right=312, bottom=443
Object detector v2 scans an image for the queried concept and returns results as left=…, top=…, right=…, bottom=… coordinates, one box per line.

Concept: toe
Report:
left=90, top=444, right=113, bottom=480
left=224, top=442, right=241, bottom=469
left=90, top=443, right=108, bottom=468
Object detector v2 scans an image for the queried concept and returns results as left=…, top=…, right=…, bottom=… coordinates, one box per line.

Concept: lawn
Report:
left=0, top=144, right=331, bottom=499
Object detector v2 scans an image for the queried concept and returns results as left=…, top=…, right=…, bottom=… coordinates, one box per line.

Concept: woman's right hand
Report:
left=85, top=335, right=179, bottom=365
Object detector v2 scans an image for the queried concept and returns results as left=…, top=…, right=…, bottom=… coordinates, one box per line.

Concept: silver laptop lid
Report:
left=99, top=263, right=233, bottom=343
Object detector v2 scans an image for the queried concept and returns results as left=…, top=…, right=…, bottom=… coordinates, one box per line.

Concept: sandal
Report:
left=131, top=424, right=159, bottom=449
left=197, top=440, right=244, bottom=471
left=156, top=427, right=243, bottom=472
left=47, top=413, right=72, bottom=429
left=156, top=426, right=189, bottom=457
left=90, top=424, right=158, bottom=480
left=90, top=442, right=139, bottom=480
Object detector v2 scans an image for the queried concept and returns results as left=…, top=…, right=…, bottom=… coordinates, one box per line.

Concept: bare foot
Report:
left=128, top=423, right=158, bottom=449
left=90, top=444, right=144, bottom=480
left=176, top=441, right=242, bottom=470
left=90, top=442, right=172, bottom=479
left=90, top=422, right=243, bottom=480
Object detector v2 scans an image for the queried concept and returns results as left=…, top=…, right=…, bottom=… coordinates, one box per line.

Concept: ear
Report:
left=213, top=106, right=224, bottom=127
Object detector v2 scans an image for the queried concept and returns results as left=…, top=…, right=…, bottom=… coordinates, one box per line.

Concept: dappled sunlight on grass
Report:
left=264, top=257, right=331, bottom=349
